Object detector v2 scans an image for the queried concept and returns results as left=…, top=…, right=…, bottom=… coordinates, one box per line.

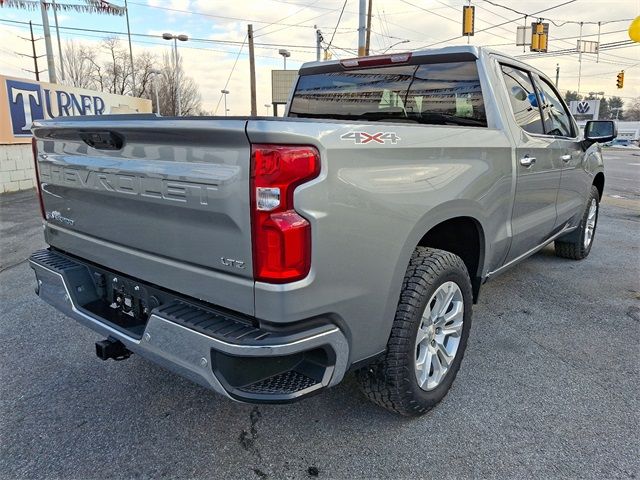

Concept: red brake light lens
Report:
left=32, top=137, right=46, bottom=220
left=250, top=144, right=320, bottom=283
left=340, top=52, right=412, bottom=68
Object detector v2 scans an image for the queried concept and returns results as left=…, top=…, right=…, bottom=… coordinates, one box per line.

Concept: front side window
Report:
left=535, top=77, right=574, bottom=137
left=500, top=64, right=544, bottom=135
left=289, top=61, right=487, bottom=127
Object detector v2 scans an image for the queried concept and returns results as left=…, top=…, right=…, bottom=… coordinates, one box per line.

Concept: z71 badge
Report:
left=340, top=132, right=400, bottom=145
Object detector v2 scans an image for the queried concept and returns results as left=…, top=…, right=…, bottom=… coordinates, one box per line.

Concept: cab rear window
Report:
left=289, top=61, right=487, bottom=127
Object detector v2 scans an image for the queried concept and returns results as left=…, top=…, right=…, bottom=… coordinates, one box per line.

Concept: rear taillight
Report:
left=31, top=137, right=46, bottom=219
left=250, top=144, right=320, bottom=283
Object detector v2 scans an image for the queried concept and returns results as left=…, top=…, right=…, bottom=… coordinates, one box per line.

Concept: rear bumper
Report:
left=29, top=249, right=349, bottom=403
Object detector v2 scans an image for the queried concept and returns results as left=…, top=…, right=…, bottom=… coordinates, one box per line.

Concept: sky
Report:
left=0, top=0, right=638, bottom=115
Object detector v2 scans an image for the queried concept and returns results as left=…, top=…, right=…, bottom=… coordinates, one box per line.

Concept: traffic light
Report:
left=616, top=71, right=625, bottom=89
left=462, top=6, right=475, bottom=36
left=531, top=22, right=549, bottom=52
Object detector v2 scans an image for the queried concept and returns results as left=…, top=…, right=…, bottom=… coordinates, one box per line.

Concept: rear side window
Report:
left=535, top=77, right=575, bottom=137
left=289, top=61, right=487, bottom=127
left=500, top=65, right=544, bottom=135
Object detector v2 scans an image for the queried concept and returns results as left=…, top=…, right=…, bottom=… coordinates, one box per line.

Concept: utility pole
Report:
left=577, top=21, right=583, bottom=93
left=17, top=22, right=45, bottom=81
left=40, top=0, right=57, bottom=83
left=51, top=0, right=64, bottom=81
left=555, top=63, right=560, bottom=88
left=365, top=0, right=372, bottom=56
left=125, top=0, right=136, bottom=95
left=248, top=24, right=257, bottom=116
left=29, top=22, right=42, bottom=81
left=357, top=0, right=366, bottom=56
left=315, top=26, right=322, bottom=62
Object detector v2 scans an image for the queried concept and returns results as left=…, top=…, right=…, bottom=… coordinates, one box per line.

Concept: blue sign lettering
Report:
left=6, top=79, right=110, bottom=137
left=6, top=80, right=43, bottom=136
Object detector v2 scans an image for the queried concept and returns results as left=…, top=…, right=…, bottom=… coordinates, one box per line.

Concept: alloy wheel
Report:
left=415, top=281, right=464, bottom=391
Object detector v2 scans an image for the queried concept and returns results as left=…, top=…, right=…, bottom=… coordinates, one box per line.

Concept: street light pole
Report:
left=278, top=49, right=290, bottom=69
left=221, top=90, right=229, bottom=116
left=40, top=0, right=56, bottom=83
left=125, top=0, right=135, bottom=95
left=162, top=32, right=188, bottom=116
left=51, top=0, right=65, bottom=81
left=173, top=38, right=180, bottom=115
left=264, top=103, right=271, bottom=116
left=381, top=39, right=410, bottom=54
left=150, top=69, right=161, bottom=114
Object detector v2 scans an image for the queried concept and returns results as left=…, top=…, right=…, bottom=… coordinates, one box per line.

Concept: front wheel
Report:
left=356, top=247, right=473, bottom=416
left=555, top=185, right=600, bottom=260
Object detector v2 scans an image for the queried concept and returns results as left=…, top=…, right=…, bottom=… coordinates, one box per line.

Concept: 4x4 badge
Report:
left=340, top=131, right=400, bottom=145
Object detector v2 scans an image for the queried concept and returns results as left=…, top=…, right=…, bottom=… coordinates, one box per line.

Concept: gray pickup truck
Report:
left=29, top=46, right=617, bottom=416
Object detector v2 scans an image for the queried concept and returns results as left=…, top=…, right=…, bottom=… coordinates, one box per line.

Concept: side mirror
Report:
left=584, top=120, right=617, bottom=144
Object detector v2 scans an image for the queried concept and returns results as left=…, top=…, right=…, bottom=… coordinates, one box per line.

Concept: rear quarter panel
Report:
left=248, top=119, right=512, bottom=362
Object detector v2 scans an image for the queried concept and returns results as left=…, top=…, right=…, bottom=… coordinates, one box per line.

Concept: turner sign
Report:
left=1, top=75, right=152, bottom=144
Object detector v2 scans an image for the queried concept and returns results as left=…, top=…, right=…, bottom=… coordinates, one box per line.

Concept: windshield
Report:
left=289, top=61, right=487, bottom=127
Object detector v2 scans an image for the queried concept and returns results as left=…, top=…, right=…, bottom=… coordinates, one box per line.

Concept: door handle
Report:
left=520, top=155, right=536, bottom=167
left=561, top=154, right=572, bottom=162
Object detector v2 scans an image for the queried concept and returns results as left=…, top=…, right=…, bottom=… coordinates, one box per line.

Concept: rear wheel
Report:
left=356, top=247, right=473, bottom=416
left=555, top=185, right=600, bottom=260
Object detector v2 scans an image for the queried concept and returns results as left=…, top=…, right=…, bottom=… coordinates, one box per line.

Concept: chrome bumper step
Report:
left=29, top=249, right=349, bottom=403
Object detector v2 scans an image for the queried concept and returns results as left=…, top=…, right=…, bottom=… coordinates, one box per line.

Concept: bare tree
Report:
left=626, top=97, right=640, bottom=121
left=155, top=52, right=202, bottom=116
left=98, top=37, right=132, bottom=95
left=58, top=40, right=95, bottom=89
left=74, top=37, right=158, bottom=97
left=134, top=51, right=158, bottom=98
left=58, top=37, right=202, bottom=116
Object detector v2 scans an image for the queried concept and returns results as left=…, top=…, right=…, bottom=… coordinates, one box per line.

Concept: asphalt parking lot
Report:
left=1, top=150, right=639, bottom=479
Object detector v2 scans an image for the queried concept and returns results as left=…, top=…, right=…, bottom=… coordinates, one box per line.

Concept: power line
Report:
left=325, top=0, right=348, bottom=52
left=516, top=40, right=638, bottom=60
left=254, top=6, right=331, bottom=38
left=398, top=0, right=515, bottom=45
left=0, top=19, right=316, bottom=61
left=413, top=0, right=578, bottom=50
left=479, top=0, right=634, bottom=27
left=471, top=1, right=631, bottom=65
left=429, top=0, right=536, bottom=45
left=561, top=62, right=640, bottom=78
left=0, top=18, right=328, bottom=50
left=214, top=33, right=247, bottom=115
left=254, top=0, right=326, bottom=36
left=265, top=0, right=361, bottom=15
left=126, top=0, right=353, bottom=32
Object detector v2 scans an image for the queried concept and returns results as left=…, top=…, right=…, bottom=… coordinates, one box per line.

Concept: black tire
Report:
left=554, top=185, right=600, bottom=260
left=356, top=247, right=473, bottom=417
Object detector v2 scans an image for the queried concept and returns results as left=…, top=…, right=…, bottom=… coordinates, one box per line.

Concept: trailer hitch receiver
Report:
left=95, top=337, right=132, bottom=361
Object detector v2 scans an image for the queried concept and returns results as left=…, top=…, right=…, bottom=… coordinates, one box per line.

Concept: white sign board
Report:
left=577, top=40, right=599, bottom=54
left=516, top=26, right=531, bottom=46
left=271, top=70, right=298, bottom=104
left=569, top=99, right=600, bottom=121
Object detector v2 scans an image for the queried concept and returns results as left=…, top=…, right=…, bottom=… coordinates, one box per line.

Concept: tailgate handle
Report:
left=79, top=131, right=124, bottom=150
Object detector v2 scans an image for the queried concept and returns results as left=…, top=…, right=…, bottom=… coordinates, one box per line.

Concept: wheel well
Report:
left=417, top=217, right=484, bottom=302
left=593, top=172, right=605, bottom=200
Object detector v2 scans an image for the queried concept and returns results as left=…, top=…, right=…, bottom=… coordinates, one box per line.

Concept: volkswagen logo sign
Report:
left=577, top=101, right=591, bottom=114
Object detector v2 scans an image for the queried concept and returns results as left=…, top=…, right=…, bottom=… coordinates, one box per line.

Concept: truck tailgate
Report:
left=32, top=116, right=255, bottom=315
